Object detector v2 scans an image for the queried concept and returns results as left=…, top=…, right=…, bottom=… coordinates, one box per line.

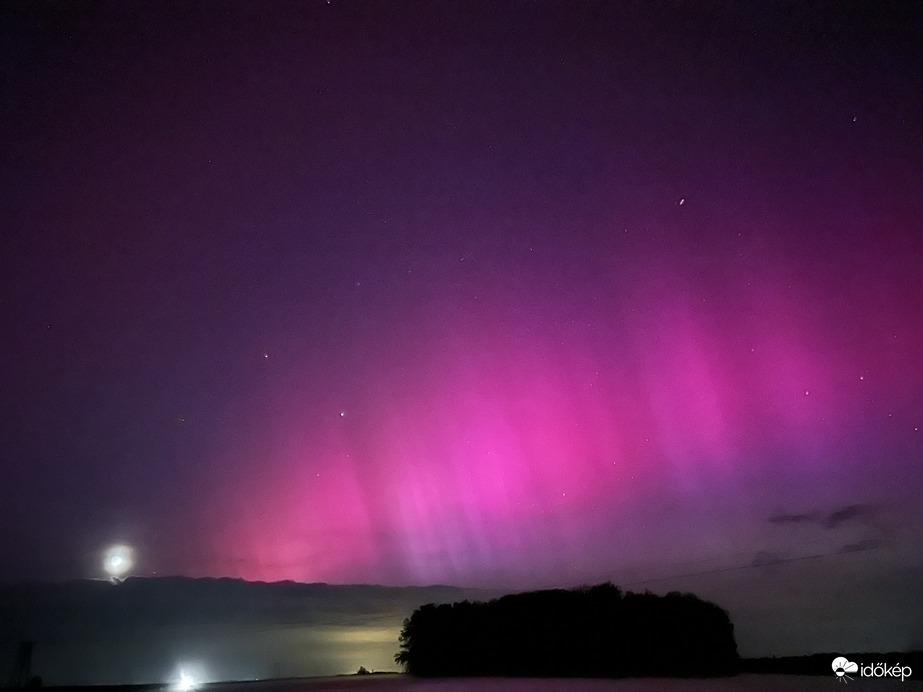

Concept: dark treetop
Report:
left=396, top=583, right=739, bottom=678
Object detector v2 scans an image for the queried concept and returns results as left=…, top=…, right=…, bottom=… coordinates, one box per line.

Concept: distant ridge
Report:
left=742, top=651, right=923, bottom=676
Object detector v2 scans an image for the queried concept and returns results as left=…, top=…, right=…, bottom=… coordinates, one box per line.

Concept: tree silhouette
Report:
left=395, top=583, right=738, bottom=678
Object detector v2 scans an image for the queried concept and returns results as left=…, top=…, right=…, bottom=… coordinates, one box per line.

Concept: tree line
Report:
left=395, top=583, right=739, bottom=678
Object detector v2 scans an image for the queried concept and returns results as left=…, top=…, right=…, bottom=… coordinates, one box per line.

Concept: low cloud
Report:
left=824, top=504, right=875, bottom=529
left=838, top=538, right=882, bottom=554
left=768, top=503, right=876, bottom=529
left=768, top=511, right=817, bottom=524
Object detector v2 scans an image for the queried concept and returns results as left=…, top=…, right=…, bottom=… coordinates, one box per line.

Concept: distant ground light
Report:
left=172, top=662, right=208, bottom=692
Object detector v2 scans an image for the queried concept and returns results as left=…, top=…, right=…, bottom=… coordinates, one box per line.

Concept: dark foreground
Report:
left=32, top=674, right=923, bottom=692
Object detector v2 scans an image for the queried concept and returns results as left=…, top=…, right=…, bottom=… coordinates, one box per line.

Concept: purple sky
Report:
left=2, top=1, right=922, bottom=655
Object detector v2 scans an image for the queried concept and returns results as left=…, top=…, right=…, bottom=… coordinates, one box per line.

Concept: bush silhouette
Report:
left=395, top=583, right=738, bottom=678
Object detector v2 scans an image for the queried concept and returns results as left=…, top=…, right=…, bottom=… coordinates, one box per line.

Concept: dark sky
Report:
left=2, top=0, right=922, bottom=656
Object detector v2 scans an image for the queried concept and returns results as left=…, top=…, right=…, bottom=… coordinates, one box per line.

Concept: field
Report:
left=201, top=674, right=923, bottom=692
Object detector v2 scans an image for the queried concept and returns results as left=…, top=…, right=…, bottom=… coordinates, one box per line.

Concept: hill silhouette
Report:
left=395, top=583, right=739, bottom=678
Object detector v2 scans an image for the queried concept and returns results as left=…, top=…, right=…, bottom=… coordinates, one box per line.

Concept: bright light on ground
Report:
left=102, top=544, right=135, bottom=579
left=175, top=671, right=197, bottom=692
left=171, top=663, right=207, bottom=692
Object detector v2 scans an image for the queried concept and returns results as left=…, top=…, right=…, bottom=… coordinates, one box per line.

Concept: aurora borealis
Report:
left=2, top=0, right=922, bottom=658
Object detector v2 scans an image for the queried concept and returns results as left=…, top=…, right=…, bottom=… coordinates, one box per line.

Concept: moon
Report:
left=102, top=544, right=135, bottom=579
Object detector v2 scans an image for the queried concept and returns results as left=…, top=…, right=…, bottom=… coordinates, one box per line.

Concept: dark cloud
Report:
left=824, top=504, right=875, bottom=529
left=768, top=504, right=877, bottom=530
left=767, top=511, right=818, bottom=524
left=839, top=538, right=882, bottom=554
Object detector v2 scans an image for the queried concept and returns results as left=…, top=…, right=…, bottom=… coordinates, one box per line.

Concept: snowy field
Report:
left=205, top=674, right=923, bottom=692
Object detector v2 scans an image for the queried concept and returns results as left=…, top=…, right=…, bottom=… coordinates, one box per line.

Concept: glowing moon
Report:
left=102, top=544, right=135, bottom=579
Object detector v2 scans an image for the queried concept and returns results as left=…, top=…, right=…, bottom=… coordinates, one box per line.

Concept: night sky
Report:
left=2, top=0, right=922, bottom=656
